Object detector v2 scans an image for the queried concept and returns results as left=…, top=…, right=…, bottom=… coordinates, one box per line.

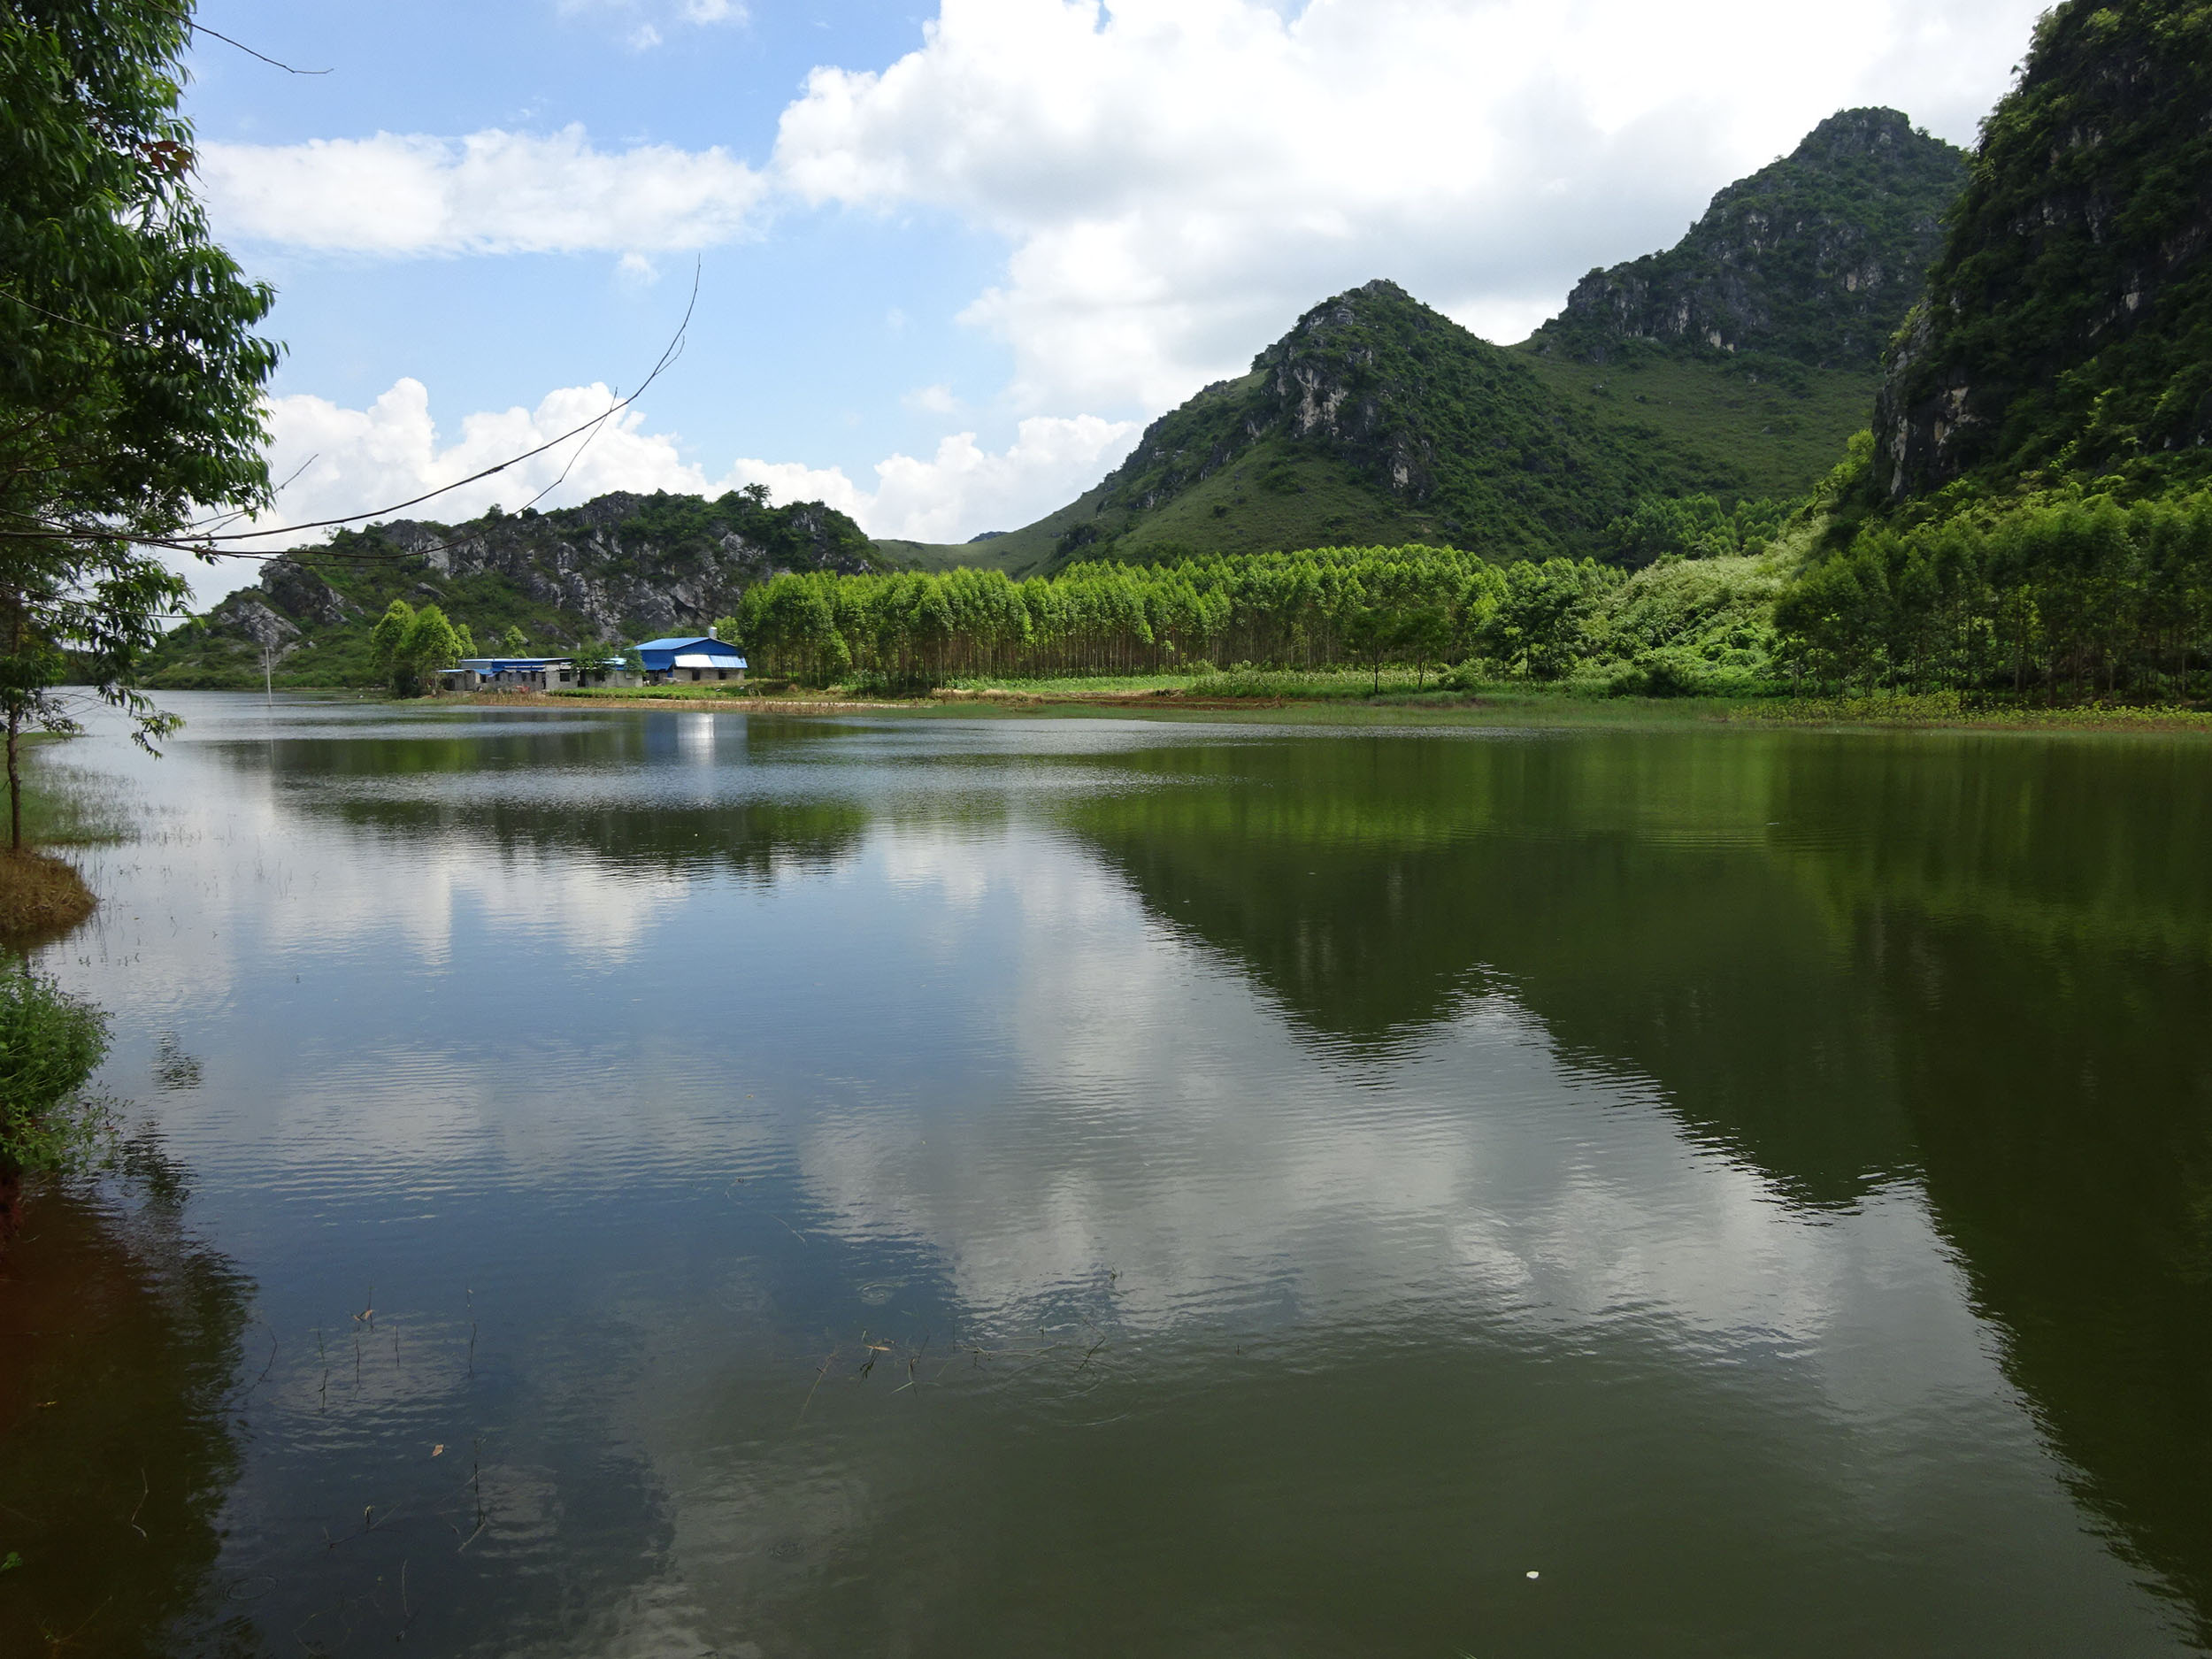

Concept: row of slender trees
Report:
left=724, top=495, right=2212, bottom=698
left=720, top=548, right=1627, bottom=687
left=1773, top=495, right=2212, bottom=696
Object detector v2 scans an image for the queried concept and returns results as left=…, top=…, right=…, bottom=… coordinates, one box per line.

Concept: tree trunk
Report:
left=6, top=710, right=19, bottom=854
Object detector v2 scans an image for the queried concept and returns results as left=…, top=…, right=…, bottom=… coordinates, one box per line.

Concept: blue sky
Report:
left=180, top=0, right=2049, bottom=595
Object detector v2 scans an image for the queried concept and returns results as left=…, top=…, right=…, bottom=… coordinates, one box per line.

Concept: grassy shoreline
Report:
left=413, top=679, right=2212, bottom=734
left=0, top=738, right=125, bottom=948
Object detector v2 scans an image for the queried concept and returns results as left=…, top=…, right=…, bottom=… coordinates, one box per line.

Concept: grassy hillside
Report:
left=883, top=346, right=1878, bottom=574
left=881, top=283, right=1759, bottom=578
left=1515, top=347, right=1880, bottom=503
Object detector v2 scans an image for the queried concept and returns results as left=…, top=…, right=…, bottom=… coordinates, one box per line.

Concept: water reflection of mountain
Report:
left=1869, top=903, right=2212, bottom=1644
left=0, top=1169, right=252, bottom=1657
left=218, top=714, right=876, bottom=879
left=1058, top=734, right=1913, bottom=1204
left=1058, top=728, right=2212, bottom=1640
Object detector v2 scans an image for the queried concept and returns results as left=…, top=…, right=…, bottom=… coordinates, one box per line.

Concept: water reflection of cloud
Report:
left=75, top=766, right=694, bottom=981
left=786, top=830, right=2001, bottom=1431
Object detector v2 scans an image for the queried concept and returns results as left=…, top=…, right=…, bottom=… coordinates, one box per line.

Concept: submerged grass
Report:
left=13, top=737, right=135, bottom=847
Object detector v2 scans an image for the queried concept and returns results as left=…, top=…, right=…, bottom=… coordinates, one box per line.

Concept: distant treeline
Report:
left=724, top=495, right=1788, bottom=691
left=719, top=487, right=2212, bottom=699
left=724, top=548, right=1615, bottom=687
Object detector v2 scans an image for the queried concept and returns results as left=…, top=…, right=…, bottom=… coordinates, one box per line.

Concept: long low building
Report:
left=635, top=636, right=748, bottom=684
left=445, top=657, right=641, bottom=692
left=449, top=657, right=580, bottom=692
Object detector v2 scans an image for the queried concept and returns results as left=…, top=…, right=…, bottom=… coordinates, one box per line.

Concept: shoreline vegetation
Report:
left=0, top=741, right=111, bottom=945
left=0, top=746, right=121, bottom=1225
left=412, top=676, right=2212, bottom=734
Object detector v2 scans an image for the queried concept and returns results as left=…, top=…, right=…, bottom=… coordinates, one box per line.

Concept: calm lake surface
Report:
left=4, top=693, right=2210, bottom=1657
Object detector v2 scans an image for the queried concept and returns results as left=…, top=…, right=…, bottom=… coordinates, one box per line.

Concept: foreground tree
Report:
left=1, top=0, right=280, bottom=846
left=370, top=600, right=473, bottom=696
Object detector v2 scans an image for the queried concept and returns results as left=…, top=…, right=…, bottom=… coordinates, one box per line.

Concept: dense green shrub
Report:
left=0, top=964, right=110, bottom=1171
left=1602, top=494, right=1796, bottom=565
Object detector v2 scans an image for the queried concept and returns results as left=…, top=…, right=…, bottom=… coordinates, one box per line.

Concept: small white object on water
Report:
left=1526, top=1571, right=1540, bottom=1580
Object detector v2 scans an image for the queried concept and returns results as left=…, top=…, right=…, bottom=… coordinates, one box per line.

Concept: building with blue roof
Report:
left=449, top=657, right=578, bottom=693
left=635, top=635, right=747, bottom=685
left=444, top=655, right=640, bottom=694
left=439, top=635, right=741, bottom=695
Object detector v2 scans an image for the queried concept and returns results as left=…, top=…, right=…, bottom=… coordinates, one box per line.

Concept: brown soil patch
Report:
left=0, top=849, right=96, bottom=946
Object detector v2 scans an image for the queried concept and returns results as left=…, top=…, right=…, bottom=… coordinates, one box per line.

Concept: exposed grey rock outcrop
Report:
left=1532, top=109, right=1967, bottom=369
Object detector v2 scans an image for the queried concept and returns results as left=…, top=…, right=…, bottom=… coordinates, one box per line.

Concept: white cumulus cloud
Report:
left=902, top=383, right=962, bottom=415
left=772, top=0, right=2050, bottom=407
left=197, top=125, right=765, bottom=256
left=744, top=414, right=1140, bottom=544
left=181, top=382, right=1141, bottom=605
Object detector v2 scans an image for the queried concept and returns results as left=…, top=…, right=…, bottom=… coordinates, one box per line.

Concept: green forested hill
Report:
left=1023, top=281, right=1732, bottom=568
left=887, top=110, right=1967, bottom=575
left=885, top=280, right=1876, bottom=579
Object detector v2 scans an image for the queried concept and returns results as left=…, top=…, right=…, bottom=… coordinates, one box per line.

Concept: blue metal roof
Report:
left=635, top=637, right=747, bottom=671
left=634, top=636, right=742, bottom=655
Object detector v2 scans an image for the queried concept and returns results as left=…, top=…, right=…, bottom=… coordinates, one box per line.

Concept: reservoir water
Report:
left=4, top=693, right=2209, bottom=1656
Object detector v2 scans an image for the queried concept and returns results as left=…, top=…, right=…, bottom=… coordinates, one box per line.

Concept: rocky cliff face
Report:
left=1533, top=109, right=1966, bottom=369
left=1874, top=0, right=2212, bottom=498
left=365, top=492, right=872, bottom=640
left=1259, top=283, right=1447, bottom=498
left=147, top=489, right=879, bottom=687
